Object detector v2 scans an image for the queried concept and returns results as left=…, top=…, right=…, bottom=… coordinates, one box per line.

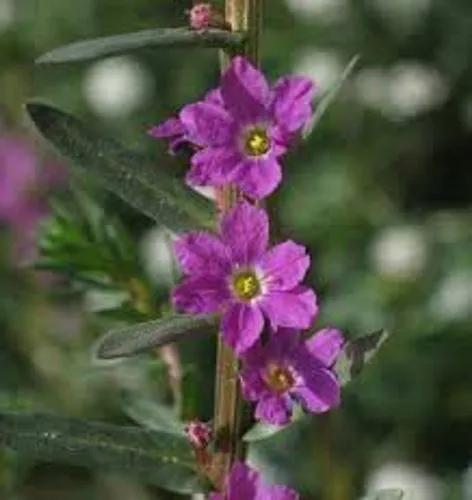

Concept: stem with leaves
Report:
left=211, top=0, right=263, bottom=490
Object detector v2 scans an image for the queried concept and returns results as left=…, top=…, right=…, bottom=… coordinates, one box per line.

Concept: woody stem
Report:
left=211, top=0, right=263, bottom=491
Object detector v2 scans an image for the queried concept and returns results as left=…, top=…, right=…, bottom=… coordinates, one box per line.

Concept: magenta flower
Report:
left=240, top=327, right=343, bottom=425
left=210, top=461, right=299, bottom=500
left=0, top=134, right=65, bottom=262
left=172, top=202, right=318, bottom=354
left=148, top=88, right=222, bottom=156
left=150, top=56, right=315, bottom=199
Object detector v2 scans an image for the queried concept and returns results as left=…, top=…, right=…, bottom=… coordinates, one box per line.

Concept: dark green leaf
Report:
left=0, top=412, right=204, bottom=494
left=304, top=54, right=360, bottom=137
left=95, top=313, right=218, bottom=359
left=335, top=329, right=389, bottom=386
left=122, top=395, right=185, bottom=435
left=26, top=103, right=214, bottom=231
left=36, top=28, right=247, bottom=65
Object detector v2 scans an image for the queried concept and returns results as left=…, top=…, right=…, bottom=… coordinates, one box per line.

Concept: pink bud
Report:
left=189, top=3, right=212, bottom=30
left=185, top=420, right=212, bottom=449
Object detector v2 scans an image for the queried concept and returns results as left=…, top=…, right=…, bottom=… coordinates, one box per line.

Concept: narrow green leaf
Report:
left=122, top=395, right=185, bottom=435
left=26, top=102, right=214, bottom=231
left=335, top=329, right=389, bottom=386
left=36, top=28, right=247, bottom=65
left=95, top=313, right=218, bottom=359
left=0, top=412, right=204, bottom=494
left=304, top=54, right=360, bottom=137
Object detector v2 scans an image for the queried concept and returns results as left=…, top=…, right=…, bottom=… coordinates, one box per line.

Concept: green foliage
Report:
left=38, top=191, right=142, bottom=290
left=0, top=411, right=205, bottom=494
left=27, top=103, right=215, bottom=231
left=335, top=330, right=389, bottom=386
left=36, top=28, right=247, bottom=65
left=303, top=54, right=360, bottom=137
left=95, top=313, right=218, bottom=359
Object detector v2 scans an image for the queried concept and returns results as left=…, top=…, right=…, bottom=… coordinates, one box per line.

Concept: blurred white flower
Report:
left=365, top=462, right=444, bottom=500
left=285, top=0, right=347, bottom=23
left=294, top=50, right=343, bottom=94
left=0, top=0, right=14, bottom=32
left=371, top=225, right=428, bottom=279
left=430, top=272, right=472, bottom=321
left=83, top=56, right=153, bottom=119
left=386, top=63, right=447, bottom=119
left=354, top=62, right=448, bottom=120
left=369, top=0, right=430, bottom=31
left=140, top=226, right=176, bottom=286
left=461, top=95, right=472, bottom=131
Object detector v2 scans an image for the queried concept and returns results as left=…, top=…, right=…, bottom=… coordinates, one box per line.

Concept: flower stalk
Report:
left=211, top=0, right=263, bottom=489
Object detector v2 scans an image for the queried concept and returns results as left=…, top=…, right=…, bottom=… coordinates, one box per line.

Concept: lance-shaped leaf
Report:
left=0, top=412, right=205, bottom=494
left=95, top=313, right=218, bottom=359
left=335, top=329, right=389, bottom=386
left=26, top=103, right=214, bottom=231
left=304, top=54, right=360, bottom=137
left=36, top=28, right=247, bottom=65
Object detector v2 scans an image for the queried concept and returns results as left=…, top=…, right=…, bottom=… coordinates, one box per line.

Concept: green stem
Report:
left=211, top=0, right=263, bottom=491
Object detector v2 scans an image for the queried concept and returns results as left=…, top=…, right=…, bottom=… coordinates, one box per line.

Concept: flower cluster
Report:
left=151, top=55, right=344, bottom=498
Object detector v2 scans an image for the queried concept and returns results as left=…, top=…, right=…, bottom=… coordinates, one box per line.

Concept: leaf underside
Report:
left=26, top=102, right=214, bottom=231
left=0, top=412, right=204, bottom=494
left=95, top=313, right=218, bottom=359
left=36, top=27, right=247, bottom=65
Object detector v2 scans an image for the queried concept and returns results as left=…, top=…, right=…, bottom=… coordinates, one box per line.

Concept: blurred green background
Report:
left=0, top=0, right=471, bottom=498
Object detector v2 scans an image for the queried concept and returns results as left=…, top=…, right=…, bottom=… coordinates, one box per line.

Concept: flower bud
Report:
left=185, top=420, right=212, bottom=449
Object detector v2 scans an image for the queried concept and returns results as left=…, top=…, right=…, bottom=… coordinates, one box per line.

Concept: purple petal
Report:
left=221, top=202, right=269, bottom=265
left=174, top=232, right=230, bottom=276
left=233, top=157, right=282, bottom=200
left=240, top=365, right=268, bottom=401
left=260, top=286, right=318, bottom=330
left=148, top=117, right=185, bottom=139
left=255, top=393, right=293, bottom=425
left=259, top=241, right=310, bottom=291
left=172, top=275, right=229, bottom=314
left=294, top=367, right=340, bottom=413
left=305, top=328, right=344, bottom=367
left=263, top=484, right=299, bottom=500
left=221, top=56, right=270, bottom=121
left=222, top=302, right=264, bottom=354
left=180, top=102, right=234, bottom=146
left=204, top=87, right=224, bottom=106
left=271, top=76, right=315, bottom=133
left=227, top=462, right=260, bottom=499
left=186, top=147, right=240, bottom=187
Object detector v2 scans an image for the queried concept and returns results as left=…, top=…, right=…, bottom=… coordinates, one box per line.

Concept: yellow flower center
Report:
left=244, top=127, right=270, bottom=156
left=232, top=271, right=261, bottom=301
left=263, top=362, right=295, bottom=394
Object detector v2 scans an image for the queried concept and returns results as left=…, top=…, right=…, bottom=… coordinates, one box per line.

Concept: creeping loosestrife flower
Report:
left=240, top=328, right=343, bottom=425
left=209, top=461, right=299, bottom=500
left=150, top=56, right=315, bottom=199
left=172, top=202, right=318, bottom=354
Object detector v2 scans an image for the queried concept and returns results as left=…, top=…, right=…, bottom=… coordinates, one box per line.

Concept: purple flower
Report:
left=172, top=201, right=318, bottom=354
left=240, top=327, right=343, bottom=425
left=148, top=88, right=223, bottom=156
left=151, top=56, right=315, bottom=199
left=0, top=134, right=65, bottom=263
left=209, top=461, right=299, bottom=500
